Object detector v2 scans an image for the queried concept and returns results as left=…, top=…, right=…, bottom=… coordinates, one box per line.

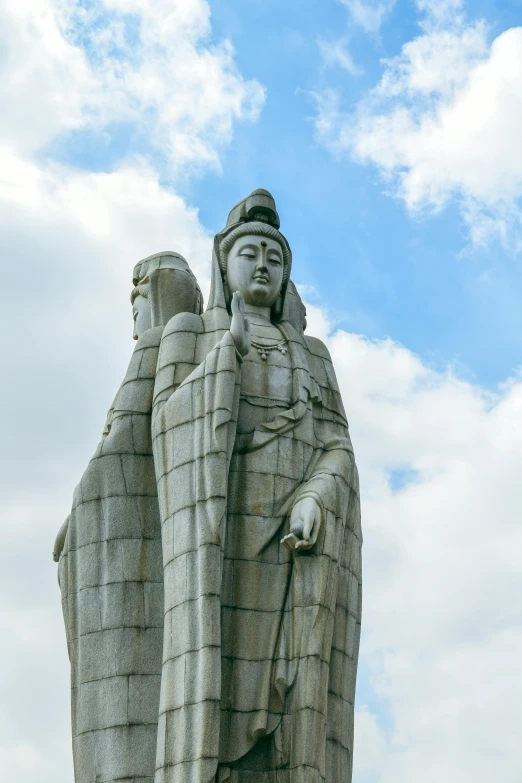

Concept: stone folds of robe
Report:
left=59, top=327, right=165, bottom=783
left=151, top=305, right=362, bottom=783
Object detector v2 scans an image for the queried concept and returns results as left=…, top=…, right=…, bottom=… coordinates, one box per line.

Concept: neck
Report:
left=244, top=303, right=272, bottom=322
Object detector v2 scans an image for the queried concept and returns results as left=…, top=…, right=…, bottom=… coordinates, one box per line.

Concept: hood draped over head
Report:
left=206, top=189, right=293, bottom=323
left=131, top=250, right=203, bottom=328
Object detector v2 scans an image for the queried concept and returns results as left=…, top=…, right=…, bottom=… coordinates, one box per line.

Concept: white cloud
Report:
left=0, top=0, right=264, bottom=170
left=416, top=0, right=465, bottom=27
left=3, top=158, right=522, bottom=782
left=314, top=2, right=522, bottom=246
left=0, top=744, right=44, bottom=774
left=0, top=0, right=99, bottom=153
left=352, top=707, right=388, bottom=779
left=304, top=302, right=522, bottom=782
left=1, top=147, right=213, bottom=450
left=0, top=150, right=216, bottom=782
left=340, top=0, right=395, bottom=33
left=2, top=2, right=521, bottom=780
left=318, top=37, right=361, bottom=75
left=0, top=3, right=261, bottom=775
left=3, top=158, right=521, bottom=778
left=6, top=280, right=522, bottom=780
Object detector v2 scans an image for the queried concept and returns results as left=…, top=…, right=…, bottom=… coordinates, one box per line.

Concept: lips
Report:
left=253, top=275, right=269, bottom=283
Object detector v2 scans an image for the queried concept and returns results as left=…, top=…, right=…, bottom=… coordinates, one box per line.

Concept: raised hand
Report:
left=230, top=291, right=251, bottom=357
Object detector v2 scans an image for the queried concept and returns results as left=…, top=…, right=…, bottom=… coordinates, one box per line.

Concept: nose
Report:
left=257, top=243, right=270, bottom=267
left=255, top=253, right=268, bottom=272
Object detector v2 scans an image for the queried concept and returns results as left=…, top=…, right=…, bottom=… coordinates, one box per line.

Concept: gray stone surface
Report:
left=56, top=253, right=202, bottom=783
left=57, top=192, right=362, bottom=783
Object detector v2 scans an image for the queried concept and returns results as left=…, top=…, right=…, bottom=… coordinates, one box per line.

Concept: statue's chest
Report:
left=237, top=349, right=293, bottom=434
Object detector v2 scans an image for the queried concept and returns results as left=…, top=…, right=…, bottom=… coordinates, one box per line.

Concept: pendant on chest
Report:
left=250, top=339, right=288, bottom=361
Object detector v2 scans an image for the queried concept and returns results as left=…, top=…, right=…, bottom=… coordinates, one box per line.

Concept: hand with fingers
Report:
left=230, top=291, right=251, bottom=357
left=281, top=496, right=322, bottom=551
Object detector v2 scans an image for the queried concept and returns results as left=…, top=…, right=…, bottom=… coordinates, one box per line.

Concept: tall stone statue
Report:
left=56, top=190, right=362, bottom=783
left=55, top=252, right=203, bottom=783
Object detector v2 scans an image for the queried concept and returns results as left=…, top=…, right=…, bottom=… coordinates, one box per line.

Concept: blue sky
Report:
left=2, top=1, right=522, bottom=781
left=185, top=0, right=522, bottom=387
left=47, top=0, right=522, bottom=387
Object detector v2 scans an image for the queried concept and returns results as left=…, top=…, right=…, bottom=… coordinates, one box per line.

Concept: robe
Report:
left=59, top=327, right=165, bottom=783
left=57, top=253, right=203, bottom=782
left=151, top=265, right=362, bottom=782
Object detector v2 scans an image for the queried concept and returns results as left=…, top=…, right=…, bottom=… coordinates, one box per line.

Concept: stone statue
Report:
left=56, top=190, right=362, bottom=783
left=55, top=252, right=203, bottom=783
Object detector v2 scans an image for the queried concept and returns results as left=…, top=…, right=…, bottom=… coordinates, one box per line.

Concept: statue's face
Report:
left=132, top=294, right=152, bottom=340
left=226, top=233, right=284, bottom=307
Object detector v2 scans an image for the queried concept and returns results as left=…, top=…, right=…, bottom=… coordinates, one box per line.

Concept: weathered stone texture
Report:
left=57, top=194, right=362, bottom=783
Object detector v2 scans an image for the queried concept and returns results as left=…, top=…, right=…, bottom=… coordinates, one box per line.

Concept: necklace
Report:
left=250, top=338, right=288, bottom=361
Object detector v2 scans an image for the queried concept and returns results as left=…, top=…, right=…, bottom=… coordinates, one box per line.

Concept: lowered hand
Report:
left=282, top=496, right=322, bottom=551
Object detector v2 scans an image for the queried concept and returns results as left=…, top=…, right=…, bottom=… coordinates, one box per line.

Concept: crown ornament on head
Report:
left=225, top=188, right=280, bottom=231
left=219, top=189, right=290, bottom=280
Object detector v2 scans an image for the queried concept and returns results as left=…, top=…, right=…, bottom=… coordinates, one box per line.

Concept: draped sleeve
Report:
left=274, top=334, right=362, bottom=782
left=151, top=313, right=242, bottom=783
left=307, top=335, right=362, bottom=780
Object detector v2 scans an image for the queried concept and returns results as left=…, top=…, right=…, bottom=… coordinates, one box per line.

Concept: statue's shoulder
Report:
left=157, top=312, right=204, bottom=370
left=304, top=334, right=332, bottom=361
left=162, top=311, right=204, bottom=338
left=135, top=325, right=165, bottom=349
left=304, top=334, right=342, bottom=397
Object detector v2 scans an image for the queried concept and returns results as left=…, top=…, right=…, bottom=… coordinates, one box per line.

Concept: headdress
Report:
left=131, top=250, right=203, bottom=326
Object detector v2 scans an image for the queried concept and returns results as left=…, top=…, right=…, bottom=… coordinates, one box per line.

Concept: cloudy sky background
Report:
left=2, top=0, right=522, bottom=780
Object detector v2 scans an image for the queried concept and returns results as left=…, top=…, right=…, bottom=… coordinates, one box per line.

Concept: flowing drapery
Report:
left=151, top=304, right=362, bottom=783
left=59, top=327, right=165, bottom=783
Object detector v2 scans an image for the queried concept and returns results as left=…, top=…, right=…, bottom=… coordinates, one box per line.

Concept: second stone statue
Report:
left=55, top=252, right=202, bottom=782
left=56, top=190, right=362, bottom=783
